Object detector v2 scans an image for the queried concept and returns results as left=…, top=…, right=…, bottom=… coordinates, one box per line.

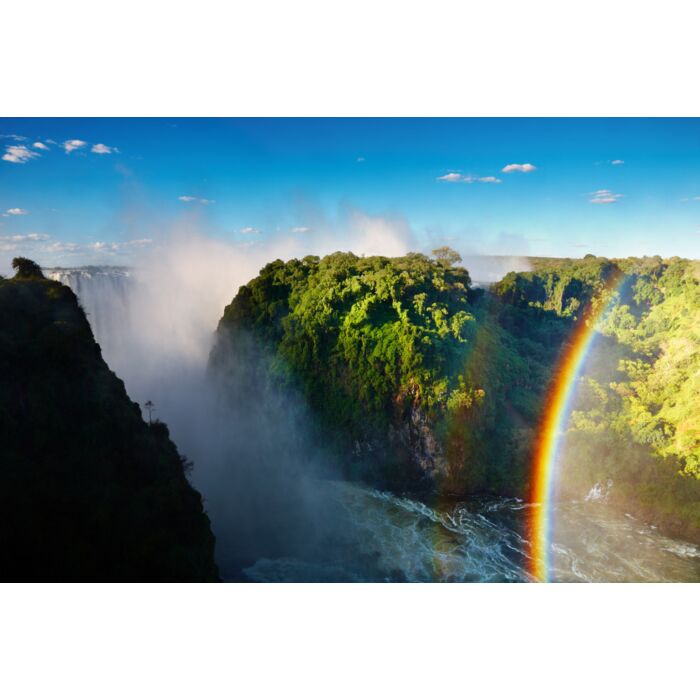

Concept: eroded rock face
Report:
left=388, top=381, right=448, bottom=481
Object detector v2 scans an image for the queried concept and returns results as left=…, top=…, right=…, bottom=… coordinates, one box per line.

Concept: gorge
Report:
left=29, top=248, right=700, bottom=581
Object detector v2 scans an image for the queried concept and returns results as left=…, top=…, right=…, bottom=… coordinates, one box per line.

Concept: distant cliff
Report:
left=0, top=259, right=219, bottom=581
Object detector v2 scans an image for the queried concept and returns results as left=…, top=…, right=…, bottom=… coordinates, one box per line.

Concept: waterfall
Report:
left=44, top=266, right=134, bottom=363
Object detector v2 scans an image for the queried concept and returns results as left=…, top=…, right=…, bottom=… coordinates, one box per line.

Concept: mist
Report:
left=52, top=213, right=423, bottom=579
left=461, top=254, right=532, bottom=286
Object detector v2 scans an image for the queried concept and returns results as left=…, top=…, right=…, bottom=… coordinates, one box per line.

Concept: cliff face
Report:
left=0, top=272, right=219, bottom=581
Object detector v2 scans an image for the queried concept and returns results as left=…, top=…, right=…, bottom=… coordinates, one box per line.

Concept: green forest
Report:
left=213, top=249, right=700, bottom=541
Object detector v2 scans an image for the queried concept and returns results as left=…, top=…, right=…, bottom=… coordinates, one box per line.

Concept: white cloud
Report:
left=437, top=172, right=464, bottom=182
left=356, top=156, right=366, bottom=162
left=90, top=238, right=153, bottom=252
left=178, top=195, right=214, bottom=205
left=611, top=159, right=624, bottom=165
left=63, top=139, right=87, bottom=154
left=239, top=227, right=261, bottom=235
left=2, top=145, right=41, bottom=164
left=437, top=172, right=501, bottom=183
left=589, top=189, right=623, bottom=204
left=291, top=226, right=311, bottom=233
left=91, top=143, right=115, bottom=154
left=47, top=241, right=80, bottom=252
left=3, top=208, right=29, bottom=216
left=502, top=163, right=537, bottom=173
left=0, top=235, right=153, bottom=265
left=33, top=142, right=50, bottom=150
left=1, top=232, right=49, bottom=242
left=90, top=241, right=114, bottom=251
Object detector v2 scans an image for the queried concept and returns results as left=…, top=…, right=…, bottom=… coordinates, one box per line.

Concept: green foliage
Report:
left=492, top=256, right=617, bottom=317
left=213, top=252, right=554, bottom=494
left=12, top=256, right=45, bottom=279
left=499, top=255, right=700, bottom=540
left=0, top=274, right=219, bottom=581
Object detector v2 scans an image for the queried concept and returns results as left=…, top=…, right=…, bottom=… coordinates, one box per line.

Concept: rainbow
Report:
left=529, top=270, right=626, bottom=582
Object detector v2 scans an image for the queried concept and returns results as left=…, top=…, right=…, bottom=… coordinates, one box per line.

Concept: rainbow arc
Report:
left=529, top=270, right=626, bottom=582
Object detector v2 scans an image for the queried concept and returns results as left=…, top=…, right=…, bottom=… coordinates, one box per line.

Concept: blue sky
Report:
left=1, top=118, right=699, bottom=269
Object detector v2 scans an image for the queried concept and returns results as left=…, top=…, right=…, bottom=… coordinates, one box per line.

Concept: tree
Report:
left=12, top=257, right=45, bottom=279
left=432, top=246, right=462, bottom=267
left=144, top=400, right=155, bottom=424
left=179, top=454, right=194, bottom=476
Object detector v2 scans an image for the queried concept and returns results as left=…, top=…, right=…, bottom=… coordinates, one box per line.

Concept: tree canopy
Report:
left=12, top=257, right=44, bottom=280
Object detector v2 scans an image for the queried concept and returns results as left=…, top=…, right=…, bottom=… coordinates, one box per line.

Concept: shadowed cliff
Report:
left=0, top=259, right=219, bottom=581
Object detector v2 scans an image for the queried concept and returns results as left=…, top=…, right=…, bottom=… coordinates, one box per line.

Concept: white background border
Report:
left=3, top=1, right=700, bottom=116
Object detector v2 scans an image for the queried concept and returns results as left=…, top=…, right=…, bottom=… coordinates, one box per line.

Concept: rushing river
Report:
left=239, top=480, right=700, bottom=583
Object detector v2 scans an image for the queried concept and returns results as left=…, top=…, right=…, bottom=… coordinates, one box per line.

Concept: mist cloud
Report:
left=61, top=217, right=418, bottom=578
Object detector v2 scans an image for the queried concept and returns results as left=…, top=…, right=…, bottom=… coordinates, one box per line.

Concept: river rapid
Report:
left=239, top=480, right=700, bottom=583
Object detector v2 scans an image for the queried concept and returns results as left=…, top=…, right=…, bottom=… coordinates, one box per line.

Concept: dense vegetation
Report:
left=495, top=254, right=700, bottom=539
left=213, top=250, right=550, bottom=493
left=213, top=250, right=699, bottom=542
left=0, top=259, right=219, bottom=581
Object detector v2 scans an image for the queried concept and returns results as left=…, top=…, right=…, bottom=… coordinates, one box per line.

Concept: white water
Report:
left=242, top=480, right=700, bottom=582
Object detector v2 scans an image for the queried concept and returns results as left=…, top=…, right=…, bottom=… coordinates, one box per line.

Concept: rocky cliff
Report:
left=0, top=261, right=219, bottom=581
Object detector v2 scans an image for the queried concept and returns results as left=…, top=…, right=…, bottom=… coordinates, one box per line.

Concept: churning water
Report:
left=241, top=480, right=700, bottom=583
